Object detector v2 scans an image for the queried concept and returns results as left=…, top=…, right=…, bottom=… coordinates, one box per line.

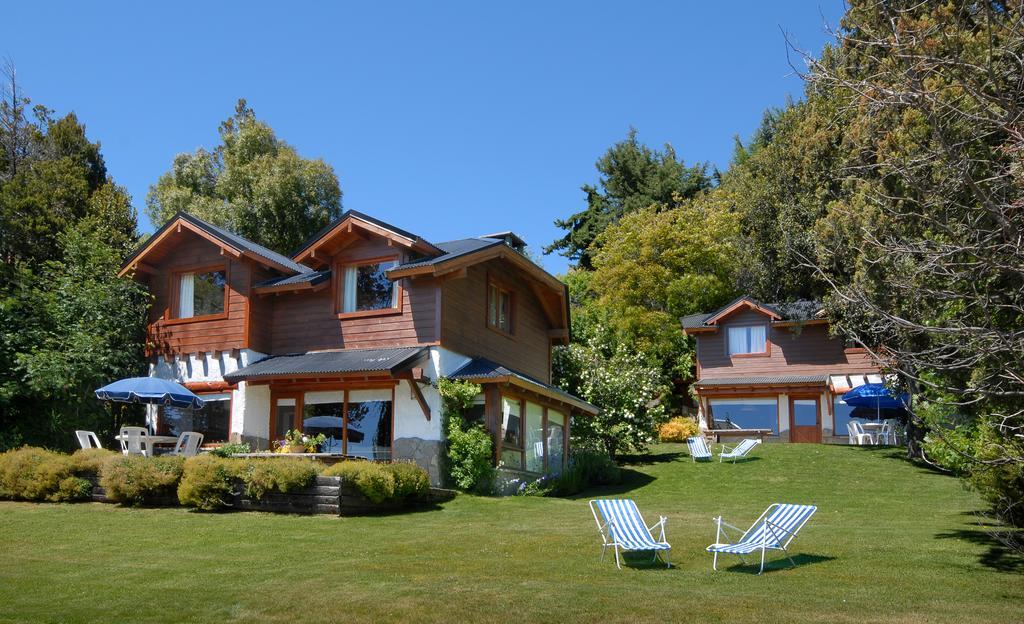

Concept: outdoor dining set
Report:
left=75, top=427, right=205, bottom=457
left=846, top=419, right=901, bottom=445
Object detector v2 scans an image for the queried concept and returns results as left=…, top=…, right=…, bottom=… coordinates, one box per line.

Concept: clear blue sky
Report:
left=4, top=1, right=844, bottom=275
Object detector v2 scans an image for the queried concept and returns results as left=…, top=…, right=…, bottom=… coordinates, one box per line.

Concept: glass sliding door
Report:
left=547, top=410, right=566, bottom=474
left=525, top=402, right=545, bottom=473
left=346, top=400, right=392, bottom=460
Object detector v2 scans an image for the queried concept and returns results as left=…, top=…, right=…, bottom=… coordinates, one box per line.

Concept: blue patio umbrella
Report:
left=95, top=377, right=205, bottom=410
left=841, top=383, right=908, bottom=420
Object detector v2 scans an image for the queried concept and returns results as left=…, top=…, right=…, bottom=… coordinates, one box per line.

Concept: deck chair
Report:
left=687, top=436, right=712, bottom=462
left=589, top=499, right=671, bottom=569
left=170, top=431, right=204, bottom=457
left=75, top=430, right=102, bottom=450
left=719, top=438, right=760, bottom=463
left=707, top=503, right=817, bottom=574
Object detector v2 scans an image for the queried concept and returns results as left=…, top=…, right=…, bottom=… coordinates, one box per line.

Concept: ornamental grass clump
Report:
left=324, top=461, right=395, bottom=503
left=99, top=455, right=185, bottom=505
left=0, top=447, right=97, bottom=502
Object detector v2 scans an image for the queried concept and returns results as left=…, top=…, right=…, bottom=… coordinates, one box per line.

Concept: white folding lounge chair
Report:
left=686, top=436, right=712, bottom=462
left=170, top=431, right=204, bottom=457
left=719, top=438, right=760, bottom=463
left=707, top=503, right=817, bottom=574
left=75, top=430, right=102, bottom=450
left=589, top=499, right=671, bottom=569
left=119, top=426, right=151, bottom=456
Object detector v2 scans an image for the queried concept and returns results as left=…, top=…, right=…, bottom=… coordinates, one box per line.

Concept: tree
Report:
left=545, top=128, right=712, bottom=269
left=146, top=99, right=343, bottom=255
left=587, top=191, right=741, bottom=382
left=797, top=0, right=1024, bottom=529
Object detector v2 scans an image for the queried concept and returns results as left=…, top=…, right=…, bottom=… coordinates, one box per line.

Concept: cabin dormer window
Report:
left=487, top=280, right=514, bottom=335
left=176, top=268, right=226, bottom=319
left=727, top=324, right=767, bottom=355
left=340, top=259, right=399, bottom=314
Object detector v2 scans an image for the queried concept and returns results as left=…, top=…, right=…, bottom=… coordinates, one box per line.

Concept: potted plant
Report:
left=275, top=430, right=326, bottom=454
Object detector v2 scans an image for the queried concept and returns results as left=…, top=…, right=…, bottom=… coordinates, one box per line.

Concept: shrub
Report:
left=178, top=455, right=237, bottom=511
left=324, top=461, right=395, bottom=503
left=437, top=377, right=495, bottom=493
left=922, top=425, right=980, bottom=475
left=208, top=442, right=251, bottom=458
left=68, top=448, right=119, bottom=475
left=237, top=458, right=320, bottom=500
left=387, top=462, right=430, bottom=500
left=658, top=417, right=700, bottom=443
left=552, top=446, right=621, bottom=496
left=0, top=447, right=94, bottom=502
left=99, top=455, right=185, bottom=505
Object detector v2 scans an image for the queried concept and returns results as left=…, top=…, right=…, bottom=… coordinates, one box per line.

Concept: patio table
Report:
left=114, top=434, right=179, bottom=454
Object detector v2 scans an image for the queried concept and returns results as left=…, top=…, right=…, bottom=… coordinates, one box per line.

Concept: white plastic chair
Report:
left=75, top=430, right=102, bottom=450
left=876, top=421, right=896, bottom=445
left=848, top=421, right=874, bottom=446
left=171, top=431, right=204, bottom=457
left=119, top=426, right=151, bottom=456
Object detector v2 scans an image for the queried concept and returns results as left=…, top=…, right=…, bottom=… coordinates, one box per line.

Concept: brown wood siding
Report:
left=268, top=276, right=438, bottom=352
left=145, top=233, right=251, bottom=355
left=697, top=308, right=877, bottom=379
left=247, top=266, right=276, bottom=353
left=441, top=261, right=552, bottom=383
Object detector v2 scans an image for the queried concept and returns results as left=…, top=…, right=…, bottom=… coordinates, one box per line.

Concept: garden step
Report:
left=233, top=499, right=340, bottom=515
left=315, top=476, right=342, bottom=486
left=255, top=494, right=339, bottom=505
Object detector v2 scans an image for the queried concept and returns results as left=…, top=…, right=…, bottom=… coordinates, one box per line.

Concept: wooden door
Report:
left=789, top=396, right=821, bottom=443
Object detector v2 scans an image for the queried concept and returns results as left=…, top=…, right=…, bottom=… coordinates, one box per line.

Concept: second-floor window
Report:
left=727, top=324, right=767, bottom=355
left=177, top=269, right=226, bottom=319
left=341, top=260, right=398, bottom=313
left=487, top=281, right=514, bottom=334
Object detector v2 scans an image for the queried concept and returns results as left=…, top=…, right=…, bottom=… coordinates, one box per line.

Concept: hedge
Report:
left=323, top=461, right=430, bottom=503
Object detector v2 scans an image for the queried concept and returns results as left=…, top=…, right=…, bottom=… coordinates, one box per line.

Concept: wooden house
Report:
left=120, top=211, right=596, bottom=484
left=682, top=296, right=882, bottom=443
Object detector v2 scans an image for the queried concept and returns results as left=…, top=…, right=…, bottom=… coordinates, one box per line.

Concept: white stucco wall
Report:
left=239, top=382, right=270, bottom=443
left=149, top=349, right=266, bottom=383
left=394, top=380, right=442, bottom=441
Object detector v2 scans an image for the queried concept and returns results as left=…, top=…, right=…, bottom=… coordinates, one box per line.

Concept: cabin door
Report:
left=789, top=396, right=821, bottom=443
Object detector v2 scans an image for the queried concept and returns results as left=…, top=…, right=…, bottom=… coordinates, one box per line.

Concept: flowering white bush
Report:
left=553, top=330, right=667, bottom=458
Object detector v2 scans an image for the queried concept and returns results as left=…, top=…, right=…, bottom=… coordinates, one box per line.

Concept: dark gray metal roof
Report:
left=449, top=357, right=598, bottom=413
left=292, top=209, right=433, bottom=257
left=123, top=212, right=314, bottom=276
left=391, top=238, right=505, bottom=272
left=681, top=297, right=824, bottom=329
left=695, top=374, right=829, bottom=387
left=253, top=270, right=331, bottom=289
left=224, top=347, right=427, bottom=383
left=178, top=213, right=313, bottom=274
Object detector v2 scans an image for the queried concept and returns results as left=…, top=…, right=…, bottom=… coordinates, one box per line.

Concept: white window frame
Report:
left=727, top=324, right=768, bottom=355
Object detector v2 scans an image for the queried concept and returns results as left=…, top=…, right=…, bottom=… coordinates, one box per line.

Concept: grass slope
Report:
left=0, top=444, right=1020, bottom=623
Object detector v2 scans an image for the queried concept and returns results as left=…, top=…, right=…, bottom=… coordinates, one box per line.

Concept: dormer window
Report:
left=340, top=259, right=399, bottom=314
left=728, top=324, right=767, bottom=355
left=176, top=268, right=226, bottom=319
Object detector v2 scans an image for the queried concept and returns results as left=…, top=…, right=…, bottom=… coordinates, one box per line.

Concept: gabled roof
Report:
left=681, top=296, right=825, bottom=334
left=292, top=210, right=443, bottom=265
left=223, top=347, right=428, bottom=383
left=252, top=270, right=332, bottom=292
left=449, top=357, right=598, bottom=414
left=120, top=212, right=313, bottom=277
left=389, top=237, right=505, bottom=272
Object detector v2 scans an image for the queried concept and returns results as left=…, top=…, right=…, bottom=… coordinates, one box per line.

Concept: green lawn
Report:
left=0, top=444, right=1020, bottom=624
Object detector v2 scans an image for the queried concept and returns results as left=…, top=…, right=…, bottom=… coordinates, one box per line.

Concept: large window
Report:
left=525, top=402, right=545, bottom=473
left=709, top=398, right=778, bottom=434
left=177, top=269, right=226, bottom=319
left=158, top=393, right=230, bottom=442
left=501, top=396, right=523, bottom=469
left=502, top=398, right=568, bottom=474
left=341, top=260, right=398, bottom=313
left=298, top=391, right=393, bottom=459
left=487, top=281, right=514, bottom=334
left=727, top=325, right=767, bottom=355
left=833, top=397, right=857, bottom=438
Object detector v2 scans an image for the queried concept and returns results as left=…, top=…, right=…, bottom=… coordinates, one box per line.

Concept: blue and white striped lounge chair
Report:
left=687, top=436, right=712, bottom=462
left=589, top=499, right=671, bottom=569
left=719, top=438, right=761, bottom=463
left=706, top=503, right=817, bottom=574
